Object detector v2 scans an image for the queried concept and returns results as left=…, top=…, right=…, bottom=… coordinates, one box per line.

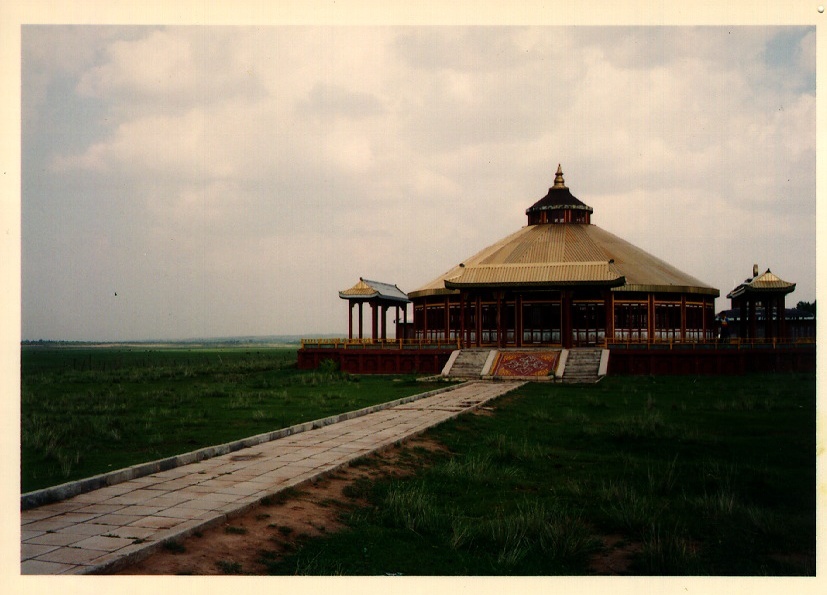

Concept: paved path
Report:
left=21, top=380, right=524, bottom=575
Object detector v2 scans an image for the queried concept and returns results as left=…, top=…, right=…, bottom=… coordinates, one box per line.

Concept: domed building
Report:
left=407, top=165, right=720, bottom=349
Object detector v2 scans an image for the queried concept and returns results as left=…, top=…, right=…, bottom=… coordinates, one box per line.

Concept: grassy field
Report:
left=258, top=373, right=816, bottom=576
left=21, top=346, right=445, bottom=492
left=20, top=346, right=816, bottom=574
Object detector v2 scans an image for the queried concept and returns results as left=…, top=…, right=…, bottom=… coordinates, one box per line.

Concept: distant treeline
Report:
left=21, top=335, right=340, bottom=347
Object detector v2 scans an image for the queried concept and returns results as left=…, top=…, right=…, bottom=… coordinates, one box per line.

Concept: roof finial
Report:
left=553, top=164, right=566, bottom=189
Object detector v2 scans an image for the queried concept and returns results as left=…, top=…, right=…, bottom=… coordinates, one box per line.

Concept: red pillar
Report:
left=358, top=302, right=364, bottom=340
left=459, top=293, right=466, bottom=347
left=516, top=294, right=523, bottom=347
left=496, top=292, right=503, bottom=348
left=475, top=295, right=482, bottom=347
left=444, top=296, right=450, bottom=341
left=561, top=290, right=572, bottom=349
left=422, top=298, right=428, bottom=341
left=371, top=301, right=378, bottom=342
left=604, top=290, right=614, bottom=344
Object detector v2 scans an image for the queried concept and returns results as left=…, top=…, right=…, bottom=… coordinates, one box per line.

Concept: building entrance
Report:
left=571, top=302, right=605, bottom=346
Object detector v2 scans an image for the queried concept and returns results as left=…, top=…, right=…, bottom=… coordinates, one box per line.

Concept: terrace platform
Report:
left=298, top=338, right=815, bottom=376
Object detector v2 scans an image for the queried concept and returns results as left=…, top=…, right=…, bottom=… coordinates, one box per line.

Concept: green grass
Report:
left=21, top=346, right=447, bottom=492
left=260, top=373, right=815, bottom=576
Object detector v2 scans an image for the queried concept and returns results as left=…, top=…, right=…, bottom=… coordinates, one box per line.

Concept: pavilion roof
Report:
left=409, top=223, right=718, bottom=298
left=525, top=164, right=593, bottom=215
left=339, top=278, right=410, bottom=303
left=727, top=268, right=795, bottom=299
left=445, top=262, right=624, bottom=289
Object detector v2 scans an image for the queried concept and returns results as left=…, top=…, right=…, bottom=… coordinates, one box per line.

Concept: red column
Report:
left=475, top=295, right=482, bottom=347
left=561, top=290, right=572, bottom=349
left=358, top=302, right=363, bottom=340
left=371, top=301, right=378, bottom=342
left=496, top=292, right=503, bottom=348
left=604, top=290, right=614, bottom=344
left=459, top=293, right=466, bottom=347
left=444, top=296, right=450, bottom=341
left=516, top=294, right=523, bottom=347
left=422, top=298, right=428, bottom=341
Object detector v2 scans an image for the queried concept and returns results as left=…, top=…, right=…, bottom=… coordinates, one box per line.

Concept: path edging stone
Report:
left=21, top=382, right=466, bottom=510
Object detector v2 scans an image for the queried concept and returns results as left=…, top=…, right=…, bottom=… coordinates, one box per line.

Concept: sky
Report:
left=18, top=23, right=817, bottom=341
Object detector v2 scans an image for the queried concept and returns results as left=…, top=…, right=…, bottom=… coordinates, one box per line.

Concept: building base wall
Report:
left=299, top=343, right=815, bottom=376
left=297, top=347, right=453, bottom=375
left=607, top=345, right=815, bottom=375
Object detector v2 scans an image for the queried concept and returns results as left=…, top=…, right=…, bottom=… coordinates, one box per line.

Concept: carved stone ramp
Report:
left=561, top=348, right=609, bottom=383
left=20, top=380, right=525, bottom=575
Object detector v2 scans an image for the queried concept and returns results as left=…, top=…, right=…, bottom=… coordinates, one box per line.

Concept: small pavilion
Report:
left=339, top=278, right=410, bottom=342
left=727, top=265, right=796, bottom=340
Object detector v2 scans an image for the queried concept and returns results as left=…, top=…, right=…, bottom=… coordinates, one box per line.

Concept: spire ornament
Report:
left=553, top=164, right=567, bottom=189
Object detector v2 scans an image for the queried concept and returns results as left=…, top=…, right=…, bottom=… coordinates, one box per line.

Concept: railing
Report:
left=301, top=337, right=814, bottom=351
left=605, top=337, right=815, bottom=350
left=300, top=338, right=462, bottom=350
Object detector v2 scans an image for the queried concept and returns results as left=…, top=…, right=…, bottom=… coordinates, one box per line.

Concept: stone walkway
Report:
left=20, top=380, right=524, bottom=575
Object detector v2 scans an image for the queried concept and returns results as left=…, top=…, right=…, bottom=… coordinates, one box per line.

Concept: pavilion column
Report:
left=647, top=294, right=655, bottom=344
left=475, top=295, right=482, bottom=347
left=381, top=304, right=388, bottom=341
left=371, top=301, right=378, bottom=342
left=358, top=302, right=364, bottom=340
left=604, top=290, right=614, bottom=344
left=748, top=297, right=757, bottom=339
left=561, top=290, right=572, bottom=349
left=680, top=295, right=687, bottom=342
left=422, top=298, right=428, bottom=341
left=348, top=302, right=354, bottom=340
left=496, top=291, right=503, bottom=348
left=444, top=296, right=450, bottom=341
left=516, top=294, right=523, bottom=347
left=459, top=293, right=466, bottom=347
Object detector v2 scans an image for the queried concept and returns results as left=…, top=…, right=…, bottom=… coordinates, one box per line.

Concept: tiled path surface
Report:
left=21, top=380, right=524, bottom=575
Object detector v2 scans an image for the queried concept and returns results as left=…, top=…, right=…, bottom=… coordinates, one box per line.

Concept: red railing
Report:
left=300, top=338, right=462, bottom=350
left=605, top=337, right=815, bottom=350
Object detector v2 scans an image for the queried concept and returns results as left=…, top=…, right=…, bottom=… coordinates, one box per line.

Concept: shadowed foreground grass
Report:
left=259, top=373, right=815, bottom=576
left=21, top=346, right=445, bottom=492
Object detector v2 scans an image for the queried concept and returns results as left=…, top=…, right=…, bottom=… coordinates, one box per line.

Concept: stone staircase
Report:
left=561, top=348, right=607, bottom=384
left=443, top=349, right=492, bottom=378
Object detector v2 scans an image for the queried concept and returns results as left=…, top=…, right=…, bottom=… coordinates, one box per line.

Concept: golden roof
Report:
left=727, top=268, right=795, bottom=298
left=339, top=278, right=410, bottom=302
left=408, top=223, right=719, bottom=298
